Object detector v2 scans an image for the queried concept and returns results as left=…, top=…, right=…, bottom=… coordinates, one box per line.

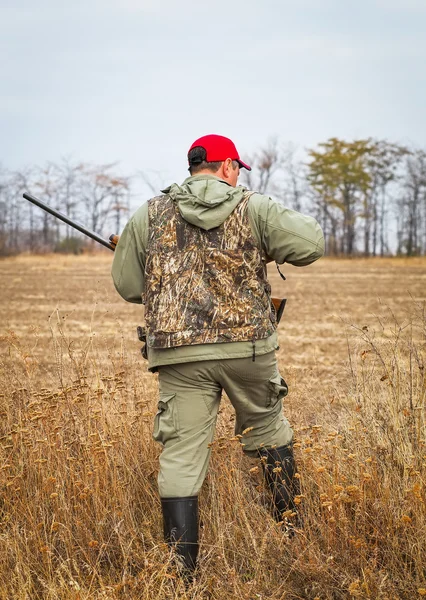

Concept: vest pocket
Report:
left=152, top=393, right=178, bottom=445
left=267, top=373, right=288, bottom=407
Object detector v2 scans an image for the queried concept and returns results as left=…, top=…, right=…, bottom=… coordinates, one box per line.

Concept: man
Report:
left=111, top=134, right=324, bottom=577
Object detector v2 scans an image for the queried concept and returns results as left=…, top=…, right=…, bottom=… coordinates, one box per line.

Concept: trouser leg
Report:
left=154, top=362, right=221, bottom=574
left=155, top=362, right=221, bottom=497
left=219, top=351, right=293, bottom=455
left=219, top=352, right=299, bottom=525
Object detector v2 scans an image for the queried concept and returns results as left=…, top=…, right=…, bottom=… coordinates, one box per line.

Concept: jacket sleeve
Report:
left=248, top=194, right=324, bottom=266
left=111, top=203, right=148, bottom=303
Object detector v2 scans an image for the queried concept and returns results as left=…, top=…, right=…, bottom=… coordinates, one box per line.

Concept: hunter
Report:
left=111, top=134, right=324, bottom=577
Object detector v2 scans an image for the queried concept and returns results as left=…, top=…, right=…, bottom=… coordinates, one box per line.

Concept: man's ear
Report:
left=222, top=158, right=233, bottom=177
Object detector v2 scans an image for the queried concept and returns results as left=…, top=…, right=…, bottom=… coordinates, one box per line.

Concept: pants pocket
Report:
left=267, top=373, right=288, bottom=407
left=153, top=393, right=178, bottom=445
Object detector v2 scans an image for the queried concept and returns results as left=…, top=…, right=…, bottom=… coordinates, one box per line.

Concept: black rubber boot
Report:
left=259, top=443, right=301, bottom=529
left=161, top=496, right=199, bottom=578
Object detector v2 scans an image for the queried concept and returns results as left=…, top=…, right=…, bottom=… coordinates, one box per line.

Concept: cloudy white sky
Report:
left=1, top=0, right=425, bottom=186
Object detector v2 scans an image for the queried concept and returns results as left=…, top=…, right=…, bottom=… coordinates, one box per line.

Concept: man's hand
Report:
left=109, top=234, right=119, bottom=250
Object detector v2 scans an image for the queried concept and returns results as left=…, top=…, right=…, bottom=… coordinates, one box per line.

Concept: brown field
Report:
left=0, top=254, right=425, bottom=599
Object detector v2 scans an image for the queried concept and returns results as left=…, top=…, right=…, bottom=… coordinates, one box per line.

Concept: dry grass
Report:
left=0, top=254, right=425, bottom=599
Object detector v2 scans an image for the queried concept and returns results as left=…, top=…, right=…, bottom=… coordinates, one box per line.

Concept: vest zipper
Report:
left=252, top=339, right=256, bottom=362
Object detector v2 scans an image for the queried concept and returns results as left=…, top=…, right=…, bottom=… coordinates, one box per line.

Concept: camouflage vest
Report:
left=143, top=191, right=276, bottom=348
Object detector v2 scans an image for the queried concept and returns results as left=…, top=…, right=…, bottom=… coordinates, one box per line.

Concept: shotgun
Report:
left=22, top=192, right=286, bottom=322
left=23, top=193, right=118, bottom=251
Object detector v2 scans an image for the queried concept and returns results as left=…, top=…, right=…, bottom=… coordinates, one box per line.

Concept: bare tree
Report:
left=364, top=141, right=408, bottom=256
left=281, top=144, right=309, bottom=212
left=0, top=165, right=9, bottom=254
left=77, top=163, right=129, bottom=239
left=137, top=170, right=169, bottom=197
left=33, top=163, right=61, bottom=247
left=240, top=138, right=283, bottom=196
left=55, top=158, right=83, bottom=240
left=111, top=178, right=131, bottom=233
left=7, top=167, right=35, bottom=253
left=396, top=150, right=426, bottom=256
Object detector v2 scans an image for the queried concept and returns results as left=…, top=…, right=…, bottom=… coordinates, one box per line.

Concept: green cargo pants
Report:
left=153, top=352, right=293, bottom=498
left=153, top=351, right=293, bottom=498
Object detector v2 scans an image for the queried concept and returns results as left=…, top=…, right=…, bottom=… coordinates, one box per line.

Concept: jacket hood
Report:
left=161, top=175, right=246, bottom=230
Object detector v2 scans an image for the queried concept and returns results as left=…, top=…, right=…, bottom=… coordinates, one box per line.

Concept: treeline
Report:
left=1, top=138, right=426, bottom=256
left=243, top=138, right=426, bottom=257
left=0, top=160, right=132, bottom=255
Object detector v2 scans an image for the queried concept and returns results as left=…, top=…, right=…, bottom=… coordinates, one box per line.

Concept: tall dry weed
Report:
left=0, top=295, right=425, bottom=598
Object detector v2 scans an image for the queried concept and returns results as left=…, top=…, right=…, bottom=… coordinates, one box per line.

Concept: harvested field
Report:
left=0, top=254, right=425, bottom=599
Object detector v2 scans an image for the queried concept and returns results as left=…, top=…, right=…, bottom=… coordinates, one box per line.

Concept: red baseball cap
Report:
left=188, top=134, right=252, bottom=171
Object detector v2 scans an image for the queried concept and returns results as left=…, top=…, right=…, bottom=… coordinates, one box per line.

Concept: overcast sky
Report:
left=1, top=0, right=425, bottom=187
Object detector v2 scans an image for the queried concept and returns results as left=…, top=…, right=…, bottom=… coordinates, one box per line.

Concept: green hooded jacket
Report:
left=112, top=175, right=324, bottom=370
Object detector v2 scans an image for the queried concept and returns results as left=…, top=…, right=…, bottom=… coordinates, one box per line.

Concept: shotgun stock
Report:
left=271, top=297, right=287, bottom=324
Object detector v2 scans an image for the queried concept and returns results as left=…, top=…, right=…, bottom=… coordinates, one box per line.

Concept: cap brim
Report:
left=237, top=159, right=252, bottom=171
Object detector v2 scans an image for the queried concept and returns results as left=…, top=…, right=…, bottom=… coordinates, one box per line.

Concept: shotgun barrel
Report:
left=23, top=192, right=116, bottom=251
left=23, top=192, right=287, bottom=322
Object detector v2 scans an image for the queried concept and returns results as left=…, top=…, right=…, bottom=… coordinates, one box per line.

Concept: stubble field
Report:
left=0, top=254, right=425, bottom=599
